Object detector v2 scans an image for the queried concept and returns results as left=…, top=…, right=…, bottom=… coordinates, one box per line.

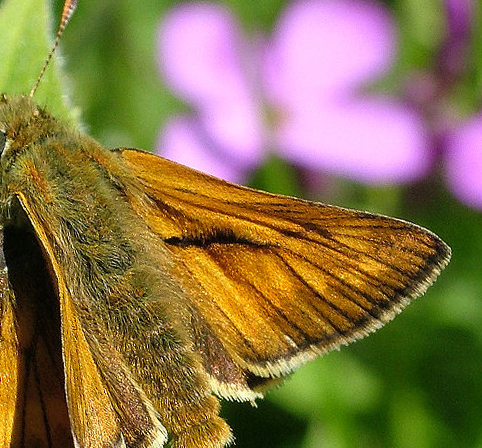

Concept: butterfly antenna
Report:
left=29, top=0, right=78, bottom=98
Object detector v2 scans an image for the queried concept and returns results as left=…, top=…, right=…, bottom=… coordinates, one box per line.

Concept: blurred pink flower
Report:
left=156, top=0, right=482, bottom=210
left=407, top=0, right=480, bottom=209
left=445, top=116, right=482, bottom=209
left=439, top=0, right=472, bottom=79
left=439, top=0, right=482, bottom=209
left=156, top=0, right=428, bottom=184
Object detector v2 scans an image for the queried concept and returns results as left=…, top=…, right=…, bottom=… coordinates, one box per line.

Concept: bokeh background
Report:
left=2, top=0, right=482, bottom=447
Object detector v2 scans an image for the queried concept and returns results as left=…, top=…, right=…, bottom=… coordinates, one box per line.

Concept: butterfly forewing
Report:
left=120, top=149, right=450, bottom=379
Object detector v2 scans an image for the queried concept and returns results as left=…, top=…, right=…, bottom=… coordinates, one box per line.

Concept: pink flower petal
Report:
left=276, top=98, right=430, bottom=183
left=158, top=3, right=265, bottom=169
left=157, top=0, right=425, bottom=188
left=264, top=0, right=396, bottom=107
left=158, top=3, right=249, bottom=106
left=198, top=98, right=266, bottom=167
left=445, top=116, right=482, bottom=209
left=157, top=117, right=248, bottom=183
left=440, top=0, right=474, bottom=77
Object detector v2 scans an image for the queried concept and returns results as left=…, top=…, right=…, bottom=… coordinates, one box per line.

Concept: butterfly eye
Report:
left=0, top=132, right=5, bottom=155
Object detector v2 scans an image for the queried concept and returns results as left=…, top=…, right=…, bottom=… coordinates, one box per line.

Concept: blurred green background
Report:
left=2, top=0, right=482, bottom=446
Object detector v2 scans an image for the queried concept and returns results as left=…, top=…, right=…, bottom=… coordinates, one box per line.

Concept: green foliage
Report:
left=0, top=0, right=75, bottom=120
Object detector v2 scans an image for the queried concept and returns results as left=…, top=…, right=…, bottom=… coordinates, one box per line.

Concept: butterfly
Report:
left=0, top=1, right=451, bottom=447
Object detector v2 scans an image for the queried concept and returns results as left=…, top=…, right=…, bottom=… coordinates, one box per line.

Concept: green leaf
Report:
left=0, top=0, right=76, bottom=121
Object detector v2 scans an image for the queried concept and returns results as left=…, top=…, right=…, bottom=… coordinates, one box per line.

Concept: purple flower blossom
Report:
left=407, top=0, right=480, bottom=209
left=439, top=0, right=472, bottom=79
left=156, top=0, right=481, bottom=210
left=156, top=0, right=427, bottom=184
left=438, top=0, right=482, bottom=209
left=157, top=2, right=265, bottom=183
left=445, top=116, right=482, bottom=209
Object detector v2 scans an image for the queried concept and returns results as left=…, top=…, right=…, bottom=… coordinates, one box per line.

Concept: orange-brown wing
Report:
left=119, top=149, right=451, bottom=398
